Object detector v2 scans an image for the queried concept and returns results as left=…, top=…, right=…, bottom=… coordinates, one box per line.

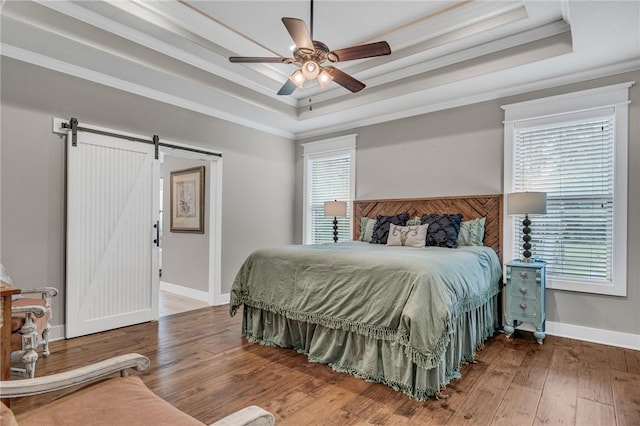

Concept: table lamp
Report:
left=324, top=200, right=347, bottom=243
left=508, top=192, right=547, bottom=262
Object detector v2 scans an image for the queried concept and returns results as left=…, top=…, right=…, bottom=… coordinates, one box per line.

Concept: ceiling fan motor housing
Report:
left=293, top=41, right=338, bottom=65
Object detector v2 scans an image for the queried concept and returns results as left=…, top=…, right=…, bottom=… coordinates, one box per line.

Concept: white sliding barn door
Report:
left=66, top=131, right=159, bottom=338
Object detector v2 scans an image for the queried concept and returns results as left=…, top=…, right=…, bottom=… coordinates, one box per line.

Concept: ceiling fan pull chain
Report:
left=309, top=98, right=313, bottom=111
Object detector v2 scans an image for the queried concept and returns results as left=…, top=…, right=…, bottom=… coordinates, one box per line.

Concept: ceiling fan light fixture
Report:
left=229, top=13, right=391, bottom=95
left=318, top=68, right=334, bottom=88
left=289, top=69, right=306, bottom=88
left=302, top=60, right=320, bottom=79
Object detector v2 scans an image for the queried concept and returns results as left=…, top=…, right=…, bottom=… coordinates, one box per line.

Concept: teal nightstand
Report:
left=503, top=259, right=546, bottom=344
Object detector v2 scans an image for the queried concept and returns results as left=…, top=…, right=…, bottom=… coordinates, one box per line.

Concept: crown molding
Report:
left=1, top=44, right=296, bottom=139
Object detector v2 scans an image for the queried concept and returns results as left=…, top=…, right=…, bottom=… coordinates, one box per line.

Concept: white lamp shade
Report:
left=324, top=200, right=347, bottom=217
left=317, top=68, right=334, bottom=88
left=302, top=60, right=321, bottom=79
left=289, top=70, right=305, bottom=88
left=508, top=192, right=547, bottom=215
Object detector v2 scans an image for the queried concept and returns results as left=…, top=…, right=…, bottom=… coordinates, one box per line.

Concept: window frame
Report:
left=502, top=82, right=632, bottom=296
left=302, top=135, right=357, bottom=245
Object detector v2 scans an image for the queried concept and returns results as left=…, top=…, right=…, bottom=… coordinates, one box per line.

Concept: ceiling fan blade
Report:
left=324, top=67, right=365, bottom=93
left=282, top=17, right=314, bottom=53
left=229, top=57, right=292, bottom=63
left=330, top=41, right=391, bottom=62
left=277, top=79, right=297, bottom=96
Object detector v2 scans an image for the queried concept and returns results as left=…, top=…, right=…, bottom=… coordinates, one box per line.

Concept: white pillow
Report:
left=386, top=223, right=429, bottom=248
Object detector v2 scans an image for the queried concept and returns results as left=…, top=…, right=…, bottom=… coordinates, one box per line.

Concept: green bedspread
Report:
left=230, top=242, right=502, bottom=370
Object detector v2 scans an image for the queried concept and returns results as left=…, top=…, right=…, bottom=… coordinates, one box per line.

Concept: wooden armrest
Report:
left=16, top=287, right=58, bottom=298
left=11, top=305, right=47, bottom=318
left=210, top=405, right=275, bottom=426
left=0, top=353, right=150, bottom=398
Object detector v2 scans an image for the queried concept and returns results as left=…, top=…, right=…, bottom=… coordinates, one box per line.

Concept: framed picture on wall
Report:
left=170, top=166, right=205, bottom=233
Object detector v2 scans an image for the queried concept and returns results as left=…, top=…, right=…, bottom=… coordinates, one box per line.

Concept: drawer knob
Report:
left=519, top=271, right=528, bottom=278
left=520, top=287, right=527, bottom=293
left=520, top=303, right=527, bottom=309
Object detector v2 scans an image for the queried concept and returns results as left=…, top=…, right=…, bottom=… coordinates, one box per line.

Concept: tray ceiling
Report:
left=1, top=1, right=638, bottom=138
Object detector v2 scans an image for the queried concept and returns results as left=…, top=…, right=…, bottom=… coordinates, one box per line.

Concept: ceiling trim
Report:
left=33, top=0, right=297, bottom=107
left=2, top=1, right=638, bottom=140
left=3, top=37, right=637, bottom=141
left=295, top=58, right=640, bottom=139
left=0, top=44, right=296, bottom=139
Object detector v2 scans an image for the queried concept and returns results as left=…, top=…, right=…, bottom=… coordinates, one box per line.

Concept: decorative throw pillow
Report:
left=420, top=213, right=463, bottom=248
left=387, top=223, right=429, bottom=248
left=406, top=216, right=421, bottom=226
left=370, top=213, right=409, bottom=244
left=359, top=217, right=376, bottom=242
left=457, top=217, right=486, bottom=246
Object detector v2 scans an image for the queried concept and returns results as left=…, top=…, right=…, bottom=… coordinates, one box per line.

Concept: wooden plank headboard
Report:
left=353, top=194, right=503, bottom=262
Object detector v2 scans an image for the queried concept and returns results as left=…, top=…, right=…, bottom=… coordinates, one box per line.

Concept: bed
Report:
left=230, top=194, right=503, bottom=401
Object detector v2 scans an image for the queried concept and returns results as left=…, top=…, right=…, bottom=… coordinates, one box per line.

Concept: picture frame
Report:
left=170, top=166, right=205, bottom=233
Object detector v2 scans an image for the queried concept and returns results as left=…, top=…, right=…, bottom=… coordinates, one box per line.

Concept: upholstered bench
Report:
left=0, top=353, right=274, bottom=426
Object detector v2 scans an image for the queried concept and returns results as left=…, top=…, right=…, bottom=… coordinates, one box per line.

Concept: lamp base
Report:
left=521, top=213, right=533, bottom=262
left=333, top=217, right=338, bottom=243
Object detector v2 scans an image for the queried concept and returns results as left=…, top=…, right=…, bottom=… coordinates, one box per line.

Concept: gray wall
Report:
left=296, top=71, right=640, bottom=336
left=0, top=57, right=296, bottom=328
left=2, top=54, right=637, bottom=338
left=161, top=155, right=209, bottom=293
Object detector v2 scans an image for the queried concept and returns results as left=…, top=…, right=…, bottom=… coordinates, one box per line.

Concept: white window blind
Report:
left=503, top=81, right=630, bottom=296
left=308, top=155, right=352, bottom=244
left=513, top=115, right=614, bottom=282
left=302, top=135, right=356, bottom=245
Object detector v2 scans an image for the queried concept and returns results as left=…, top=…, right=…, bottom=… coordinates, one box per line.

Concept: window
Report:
left=302, top=135, right=356, bottom=244
left=503, top=82, right=631, bottom=296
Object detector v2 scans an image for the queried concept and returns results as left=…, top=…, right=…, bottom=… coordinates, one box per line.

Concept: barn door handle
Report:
left=153, top=221, right=160, bottom=247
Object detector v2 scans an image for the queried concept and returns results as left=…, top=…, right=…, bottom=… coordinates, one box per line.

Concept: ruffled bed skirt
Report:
left=241, top=295, right=498, bottom=401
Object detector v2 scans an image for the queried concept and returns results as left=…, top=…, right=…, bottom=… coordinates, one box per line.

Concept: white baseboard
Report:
left=546, top=321, right=640, bottom=350
left=160, top=281, right=210, bottom=303
left=215, top=293, right=230, bottom=306
left=49, top=325, right=65, bottom=342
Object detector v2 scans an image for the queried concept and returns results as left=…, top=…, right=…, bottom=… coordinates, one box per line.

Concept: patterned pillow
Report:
left=457, top=217, right=486, bottom=246
left=386, top=223, right=429, bottom=248
left=420, top=213, right=463, bottom=248
left=359, top=217, right=376, bottom=242
left=370, top=213, right=409, bottom=244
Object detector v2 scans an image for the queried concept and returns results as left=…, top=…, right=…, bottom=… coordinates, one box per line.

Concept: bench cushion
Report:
left=16, top=376, right=204, bottom=425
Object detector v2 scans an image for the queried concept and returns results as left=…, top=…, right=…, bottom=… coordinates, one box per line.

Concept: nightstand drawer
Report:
left=508, top=295, right=539, bottom=318
left=508, top=279, right=538, bottom=299
left=507, top=267, right=539, bottom=285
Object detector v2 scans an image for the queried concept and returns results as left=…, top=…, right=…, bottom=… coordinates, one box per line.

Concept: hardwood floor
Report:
left=10, top=305, right=640, bottom=425
left=159, top=289, right=209, bottom=317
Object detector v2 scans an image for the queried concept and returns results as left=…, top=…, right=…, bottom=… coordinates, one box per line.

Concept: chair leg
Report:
left=42, top=322, right=52, bottom=357
left=20, top=312, right=40, bottom=379
left=21, top=350, right=38, bottom=379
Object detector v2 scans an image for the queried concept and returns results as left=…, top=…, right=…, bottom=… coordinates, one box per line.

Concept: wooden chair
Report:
left=0, top=353, right=275, bottom=425
left=10, top=287, right=58, bottom=378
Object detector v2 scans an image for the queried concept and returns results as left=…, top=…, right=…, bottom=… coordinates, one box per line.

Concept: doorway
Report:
left=158, top=148, right=223, bottom=317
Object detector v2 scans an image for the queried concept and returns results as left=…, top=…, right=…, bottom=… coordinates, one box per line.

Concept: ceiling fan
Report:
left=228, top=2, right=391, bottom=95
